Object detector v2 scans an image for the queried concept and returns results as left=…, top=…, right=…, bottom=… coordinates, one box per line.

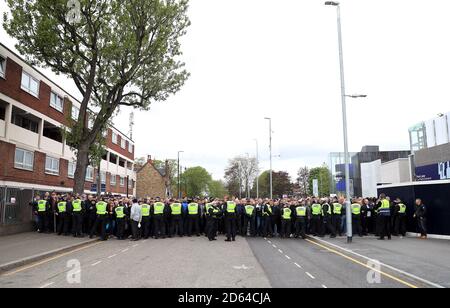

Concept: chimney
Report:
left=147, top=155, right=153, bottom=164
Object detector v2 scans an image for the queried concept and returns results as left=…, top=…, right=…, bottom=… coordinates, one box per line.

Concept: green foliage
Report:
left=208, top=180, right=227, bottom=199
left=181, top=166, right=212, bottom=197
left=308, top=164, right=331, bottom=197
left=256, top=170, right=293, bottom=198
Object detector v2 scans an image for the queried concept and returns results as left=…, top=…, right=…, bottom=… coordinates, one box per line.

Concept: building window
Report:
left=85, top=166, right=94, bottom=181
left=0, top=56, right=5, bottom=78
left=120, top=176, right=125, bottom=187
left=50, top=92, right=63, bottom=112
left=71, top=105, right=79, bottom=121
left=121, top=138, right=126, bottom=149
left=68, top=161, right=76, bottom=178
left=112, top=132, right=118, bottom=144
left=45, top=156, right=60, bottom=175
left=128, top=142, right=133, bottom=153
left=100, top=171, right=106, bottom=184
left=110, top=174, right=116, bottom=186
left=128, top=179, right=134, bottom=188
left=14, top=148, right=34, bottom=171
left=21, top=71, right=39, bottom=97
left=12, top=108, right=39, bottom=133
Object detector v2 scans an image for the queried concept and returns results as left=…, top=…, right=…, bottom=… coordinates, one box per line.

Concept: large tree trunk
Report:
left=73, top=144, right=90, bottom=195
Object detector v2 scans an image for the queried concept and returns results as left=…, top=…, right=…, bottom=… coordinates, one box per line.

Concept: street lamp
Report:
left=325, top=1, right=353, bottom=243
left=264, top=117, right=273, bottom=199
left=253, top=139, right=259, bottom=199
left=177, top=151, right=184, bottom=199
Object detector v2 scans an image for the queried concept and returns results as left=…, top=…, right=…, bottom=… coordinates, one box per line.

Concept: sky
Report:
left=1, top=0, right=450, bottom=181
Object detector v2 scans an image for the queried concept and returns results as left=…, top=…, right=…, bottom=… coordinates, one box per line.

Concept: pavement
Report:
left=0, top=232, right=448, bottom=288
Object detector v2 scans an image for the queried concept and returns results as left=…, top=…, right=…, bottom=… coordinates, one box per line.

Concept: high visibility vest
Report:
left=378, top=199, right=391, bottom=215
left=170, top=203, right=182, bottom=215
left=37, top=200, right=47, bottom=212
left=282, top=208, right=292, bottom=220
left=351, top=204, right=361, bottom=215
left=263, top=205, right=272, bottom=216
left=188, top=203, right=199, bottom=215
left=296, top=206, right=306, bottom=217
left=153, top=202, right=164, bottom=215
left=333, top=203, right=342, bottom=215
left=205, top=203, right=213, bottom=215
left=226, top=201, right=236, bottom=213
left=398, top=203, right=406, bottom=214
left=72, top=200, right=82, bottom=212
left=141, top=204, right=151, bottom=216
left=245, top=205, right=254, bottom=216
left=115, top=206, right=125, bottom=219
left=312, top=204, right=322, bottom=216
left=96, top=201, right=107, bottom=215
left=57, top=202, right=67, bottom=213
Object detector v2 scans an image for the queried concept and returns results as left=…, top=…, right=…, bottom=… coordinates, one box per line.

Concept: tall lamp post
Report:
left=264, top=117, right=273, bottom=199
left=253, top=138, right=259, bottom=199
left=325, top=1, right=367, bottom=243
left=177, top=151, right=184, bottom=199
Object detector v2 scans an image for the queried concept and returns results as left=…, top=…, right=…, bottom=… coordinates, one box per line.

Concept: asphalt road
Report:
left=0, top=234, right=447, bottom=288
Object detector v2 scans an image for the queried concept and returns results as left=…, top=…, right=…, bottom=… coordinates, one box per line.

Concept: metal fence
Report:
left=0, top=186, right=34, bottom=226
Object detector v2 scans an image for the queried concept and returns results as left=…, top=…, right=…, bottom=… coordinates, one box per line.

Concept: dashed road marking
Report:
left=278, top=249, right=283, bottom=254
left=39, top=282, right=54, bottom=288
left=294, top=262, right=302, bottom=269
left=91, top=261, right=102, bottom=266
left=306, top=272, right=315, bottom=279
left=132, top=244, right=139, bottom=248
left=268, top=240, right=272, bottom=244
left=285, top=255, right=291, bottom=260
left=272, top=244, right=277, bottom=248
left=108, top=254, right=117, bottom=259
left=121, top=248, right=129, bottom=253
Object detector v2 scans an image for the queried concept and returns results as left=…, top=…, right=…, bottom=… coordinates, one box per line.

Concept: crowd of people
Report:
left=30, top=192, right=428, bottom=242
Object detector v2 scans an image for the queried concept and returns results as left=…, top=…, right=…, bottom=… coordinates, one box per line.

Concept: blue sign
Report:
left=416, top=161, right=450, bottom=181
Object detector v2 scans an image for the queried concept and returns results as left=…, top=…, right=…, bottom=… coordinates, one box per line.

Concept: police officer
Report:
left=72, top=195, right=84, bottom=237
left=187, top=199, right=200, bottom=236
left=310, top=200, right=322, bottom=236
left=115, top=201, right=126, bottom=240
left=207, top=200, right=222, bottom=241
left=262, top=200, right=274, bottom=237
left=294, top=201, right=307, bottom=239
left=89, top=198, right=108, bottom=241
left=332, top=197, right=343, bottom=236
left=56, top=195, right=70, bottom=236
left=393, top=198, right=407, bottom=237
left=224, top=198, right=238, bottom=242
left=32, top=194, right=49, bottom=233
left=243, top=201, right=256, bottom=237
left=151, top=199, right=164, bottom=239
left=414, top=198, right=427, bottom=239
left=351, top=198, right=363, bottom=237
left=170, top=199, right=183, bottom=237
left=321, top=198, right=336, bottom=238
left=376, top=194, right=391, bottom=240
left=280, top=203, right=292, bottom=238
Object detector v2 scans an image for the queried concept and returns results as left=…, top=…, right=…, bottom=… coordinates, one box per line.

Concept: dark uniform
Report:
left=310, top=203, right=322, bottom=236
left=115, top=204, right=126, bottom=240
left=207, top=203, right=222, bottom=241
left=280, top=205, right=292, bottom=238
left=187, top=202, right=200, bottom=236
left=262, top=203, right=274, bottom=237
left=223, top=201, right=238, bottom=241
left=71, top=199, right=84, bottom=237
left=89, top=200, right=108, bottom=241
left=332, top=202, right=343, bottom=236
left=243, top=204, right=256, bottom=237
left=414, top=201, right=427, bottom=238
left=170, top=202, right=183, bottom=237
left=33, top=198, right=49, bottom=233
left=322, top=202, right=336, bottom=238
left=294, top=204, right=307, bottom=239
left=57, top=199, right=70, bottom=236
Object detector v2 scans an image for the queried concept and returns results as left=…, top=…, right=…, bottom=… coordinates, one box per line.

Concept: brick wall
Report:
left=136, top=162, right=166, bottom=199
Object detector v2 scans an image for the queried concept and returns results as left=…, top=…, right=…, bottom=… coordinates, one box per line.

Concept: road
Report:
left=0, top=235, right=447, bottom=288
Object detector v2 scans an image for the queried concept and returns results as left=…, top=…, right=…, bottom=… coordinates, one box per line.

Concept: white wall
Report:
left=361, top=160, right=381, bottom=197
left=381, top=158, right=412, bottom=184
left=0, top=119, right=5, bottom=138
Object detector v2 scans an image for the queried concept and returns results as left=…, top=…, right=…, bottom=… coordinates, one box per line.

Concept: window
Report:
left=50, top=92, right=63, bottom=112
left=21, top=71, right=39, bottom=97
left=121, top=138, right=126, bottom=149
left=0, top=56, right=5, bottom=78
left=45, top=156, right=60, bottom=175
left=14, top=148, right=34, bottom=171
left=100, top=171, right=106, bottom=184
left=12, top=109, right=39, bottom=133
left=68, top=161, right=76, bottom=178
left=71, top=105, right=79, bottom=121
left=120, top=176, right=125, bottom=187
left=110, top=174, right=116, bottom=186
left=85, top=166, right=94, bottom=181
left=128, top=179, right=134, bottom=188
left=112, top=132, right=118, bottom=144
left=128, top=142, right=133, bottom=153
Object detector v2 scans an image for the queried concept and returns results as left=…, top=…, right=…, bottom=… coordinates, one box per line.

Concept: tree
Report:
left=208, top=180, right=227, bottom=199
left=4, top=0, right=190, bottom=194
left=297, top=166, right=310, bottom=197
left=181, top=166, right=212, bottom=197
left=308, top=164, right=331, bottom=197
left=257, top=170, right=293, bottom=198
left=224, top=156, right=259, bottom=198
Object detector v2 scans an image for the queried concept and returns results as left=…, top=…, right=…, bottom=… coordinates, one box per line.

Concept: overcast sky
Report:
left=2, top=0, right=450, bottom=181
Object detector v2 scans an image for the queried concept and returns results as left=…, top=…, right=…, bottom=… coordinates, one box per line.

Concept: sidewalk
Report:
left=0, top=232, right=96, bottom=273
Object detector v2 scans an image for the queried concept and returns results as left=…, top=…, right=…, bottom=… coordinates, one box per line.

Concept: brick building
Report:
left=0, top=43, right=136, bottom=234
left=136, top=156, right=171, bottom=199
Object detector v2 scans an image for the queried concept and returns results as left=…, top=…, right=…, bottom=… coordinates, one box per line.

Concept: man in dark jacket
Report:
left=414, top=198, right=427, bottom=239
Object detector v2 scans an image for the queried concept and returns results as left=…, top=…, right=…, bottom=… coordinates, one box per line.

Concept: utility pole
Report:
left=264, top=117, right=273, bottom=199
left=177, top=151, right=184, bottom=199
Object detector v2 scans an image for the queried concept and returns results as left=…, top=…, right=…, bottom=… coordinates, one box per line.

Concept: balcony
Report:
left=9, top=124, right=39, bottom=148
left=41, top=136, right=63, bottom=156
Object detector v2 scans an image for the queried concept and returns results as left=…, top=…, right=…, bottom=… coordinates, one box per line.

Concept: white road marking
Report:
left=322, top=285, right=328, bottom=288
left=132, top=244, right=139, bottom=248
left=312, top=237, right=445, bottom=289
left=39, top=282, right=54, bottom=288
left=268, top=240, right=272, bottom=244
left=91, top=261, right=102, bottom=266
left=294, top=262, right=302, bottom=269
left=121, top=248, right=129, bottom=253
left=285, top=255, right=291, bottom=260
left=272, top=244, right=277, bottom=248
left=264, top=237, right=267, bottom=240
left=306, top=272, right=315, bottom=279
left=108, top=254, right=117, bottom=259
left=278, top=249, right=283, bottom=254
